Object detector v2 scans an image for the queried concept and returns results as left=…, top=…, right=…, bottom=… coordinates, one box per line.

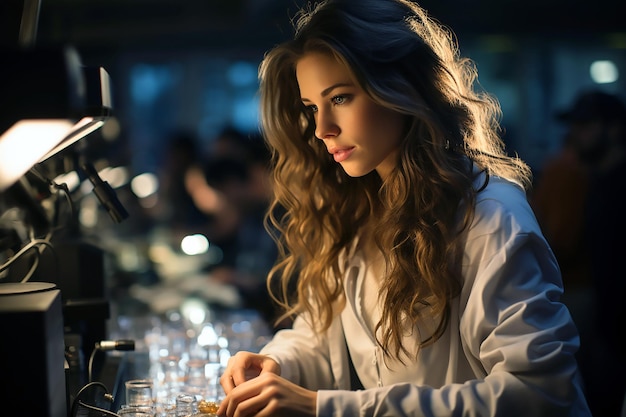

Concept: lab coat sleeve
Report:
left=316, top=187, right=590, bottom=416
left=259, top=312, right=337, bottom=390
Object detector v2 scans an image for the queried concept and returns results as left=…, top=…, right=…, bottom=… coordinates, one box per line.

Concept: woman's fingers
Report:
left=222, top=373, right=277, bottom=417
left=218, top=352, right=288, bottom=416
left=220, top=352, right=281, bottom=394
left=220, top=371, right=236, bottom=394
left=219, top=373, right=316, bottom=417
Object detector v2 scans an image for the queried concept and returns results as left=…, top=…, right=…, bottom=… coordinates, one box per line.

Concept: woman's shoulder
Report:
left=475, top=174, right=527, bottom=203
left=469, top=174, right=541, bottom=238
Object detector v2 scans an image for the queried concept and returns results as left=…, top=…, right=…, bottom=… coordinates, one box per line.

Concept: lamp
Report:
left=0, top=4, right=117, bottom=417
left=39, top=65, right=113, bottom=162
left=0, top=45, right=112, bottom=192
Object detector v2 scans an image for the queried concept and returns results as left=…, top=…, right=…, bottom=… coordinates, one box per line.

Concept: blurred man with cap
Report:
left=556, top=90, right=626, bottom=166
left=533, top=89, right=626, bottom=417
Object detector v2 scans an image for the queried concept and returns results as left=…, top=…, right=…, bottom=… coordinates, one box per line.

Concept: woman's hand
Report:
left=218, top=371, right=317, bottom=417
left=220, top=351, right=282, bottom=394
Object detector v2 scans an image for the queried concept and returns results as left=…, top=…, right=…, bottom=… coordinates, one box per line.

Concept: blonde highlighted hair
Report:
left=259, top=0, right=531, bottom=360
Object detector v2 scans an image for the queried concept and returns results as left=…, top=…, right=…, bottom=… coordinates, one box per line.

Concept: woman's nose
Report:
left=314, top=109, right=339, bottom=139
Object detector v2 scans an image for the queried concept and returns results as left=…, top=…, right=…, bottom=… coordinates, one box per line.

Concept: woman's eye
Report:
left=331, top=95, right=346, bottom=105
left=305, top=104, right=318, bottom=113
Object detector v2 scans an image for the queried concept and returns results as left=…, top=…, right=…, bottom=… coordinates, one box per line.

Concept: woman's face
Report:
left=296, top=51, right=405, bottom=179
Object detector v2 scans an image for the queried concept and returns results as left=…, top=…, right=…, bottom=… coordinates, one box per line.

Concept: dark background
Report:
left=2, top=0, right=625, bottom=175
left=1, top=2, right=624, bottom=415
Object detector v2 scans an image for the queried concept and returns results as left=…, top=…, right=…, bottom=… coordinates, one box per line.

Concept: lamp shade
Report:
left=38, top=66, right=114, bottom=162
left=0, top=46, right=91, bottom=191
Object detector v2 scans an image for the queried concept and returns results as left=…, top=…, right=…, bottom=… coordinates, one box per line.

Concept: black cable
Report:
left=19, top=247, right=40, bottom=283
left=76, top=401, right=120, bottom=417
left=18, top=229, right=58, bottom=283
left=70, top=381, right=115, bottom=417
left=87, top=345, right=99, bottom=384
left=29, top=164, right=78, bottom=230
left=50, top=180, right=77, bottom=226
left=0, top=238, right=54, bottom=273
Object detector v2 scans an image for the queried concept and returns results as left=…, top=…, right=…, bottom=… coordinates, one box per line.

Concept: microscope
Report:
left=0, top=2, right=128, bottom=415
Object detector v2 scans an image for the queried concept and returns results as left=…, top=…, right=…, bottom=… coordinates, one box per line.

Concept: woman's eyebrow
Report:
left=301, top=82, right=353, bottom=102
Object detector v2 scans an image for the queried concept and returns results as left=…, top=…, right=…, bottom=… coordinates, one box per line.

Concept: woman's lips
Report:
left=329, top=147, right=355, bottom=163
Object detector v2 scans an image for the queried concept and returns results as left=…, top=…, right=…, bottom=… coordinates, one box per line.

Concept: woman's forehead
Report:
left=296, top=52, right=355, bottom=98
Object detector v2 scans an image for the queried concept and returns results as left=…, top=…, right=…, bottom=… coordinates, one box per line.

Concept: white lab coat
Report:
left=259, top=175, right=591, bottom=416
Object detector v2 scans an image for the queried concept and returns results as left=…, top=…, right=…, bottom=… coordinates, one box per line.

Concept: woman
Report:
left=217, top=0, right=591, bottom=415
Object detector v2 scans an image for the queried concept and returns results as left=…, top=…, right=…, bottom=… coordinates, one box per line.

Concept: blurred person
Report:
left=532, top=89, right=626, bottom=416
left=216, top=1, right=591, bottom=416
left=150, top=130, right=209, bottom=238
left=185, top=129, right=280, bottom=325
left=531, top=90, right=626, bottom=416
left=530, top=133, right=591, bottom=292
left=565, top=90, right=626, bottom=416
left=530, top=100, right=595, bottom=398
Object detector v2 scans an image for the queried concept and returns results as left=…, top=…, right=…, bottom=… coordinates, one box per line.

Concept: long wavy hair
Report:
left=259, top=0, right=532, bottom=360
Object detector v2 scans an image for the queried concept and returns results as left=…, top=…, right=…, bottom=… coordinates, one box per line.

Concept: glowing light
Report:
left=0, top=119, right=74, bottom=191
left=181, top=298, right=208, bottom=326
left=197, top=323, right=219, bottom=346
left=53, top=171, right=81, bottom=192
left=131, top=172, right=159, bottom=198
left=590, top=60, right=619, bottom=84
left=181, top=234, right=210, bottom=255
left=99, top=166, right=129, bottom=188
left=148, top=243, right=174, bottom=264
left=79, top=196, right=99, bottom=228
